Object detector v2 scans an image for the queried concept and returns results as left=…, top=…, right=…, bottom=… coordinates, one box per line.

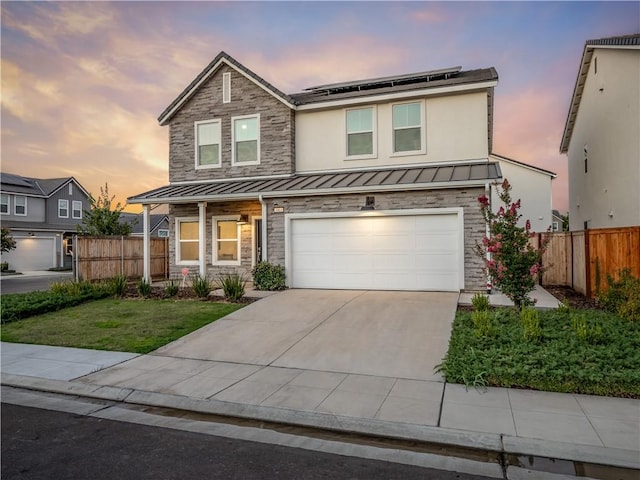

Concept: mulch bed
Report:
left=544, top=285, right=600, bottom=310
left=121, top=285, right=256, bottom=304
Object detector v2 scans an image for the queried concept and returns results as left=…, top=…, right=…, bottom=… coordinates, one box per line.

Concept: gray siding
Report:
left=46, top=182, right=90, bottom=226
left=168, top=65, right=295, bottom=183
left=1, top=195, right=46, bottom=222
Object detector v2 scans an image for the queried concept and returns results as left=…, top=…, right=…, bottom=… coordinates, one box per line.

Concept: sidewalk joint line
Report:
left=436, top=382, right=446, bottom=427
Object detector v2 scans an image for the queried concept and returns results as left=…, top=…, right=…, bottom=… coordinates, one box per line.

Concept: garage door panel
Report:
left=2, top=237, right=56, bottom=272
left=289, top=213, right=461, bottom=292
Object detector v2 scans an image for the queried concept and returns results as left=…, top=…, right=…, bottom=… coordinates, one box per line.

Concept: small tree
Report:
left=77, top=183, right=132, bottom=236
left=1, top=227, right=17, bottom=253
left=475, top=179, right=548, bottom=310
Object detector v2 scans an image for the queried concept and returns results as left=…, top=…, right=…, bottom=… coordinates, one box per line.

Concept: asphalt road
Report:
left=0, top=273, right=72, bottom=294
left=1, top=404, right=494, bottom=480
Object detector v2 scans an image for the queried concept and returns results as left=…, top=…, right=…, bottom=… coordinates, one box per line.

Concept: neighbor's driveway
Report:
left=156, top=289, right=458, bottom=381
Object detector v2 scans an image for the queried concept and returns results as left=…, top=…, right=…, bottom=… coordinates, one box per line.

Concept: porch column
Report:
left=143, top=204, right=150, bottom=282
left=198, top=202, right=206, bottom=277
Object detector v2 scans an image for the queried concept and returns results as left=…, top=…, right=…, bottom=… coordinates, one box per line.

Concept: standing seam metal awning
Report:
left=128, top=162, right=501, bottom=204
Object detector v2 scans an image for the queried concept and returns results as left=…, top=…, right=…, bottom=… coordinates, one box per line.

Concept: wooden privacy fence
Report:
left=537, top=227, right=640, bottom=297
left=75, top=236, right=169, bottom=281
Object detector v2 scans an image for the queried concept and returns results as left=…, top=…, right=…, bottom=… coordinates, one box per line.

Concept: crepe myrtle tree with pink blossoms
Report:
left=475, top=179, right=549, bottom=310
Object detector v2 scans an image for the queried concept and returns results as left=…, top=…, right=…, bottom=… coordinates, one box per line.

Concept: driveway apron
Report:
left=154, top=289, right=458, bottom=381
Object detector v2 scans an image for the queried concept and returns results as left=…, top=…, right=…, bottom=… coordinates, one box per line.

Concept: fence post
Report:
left=74, top=234, right=79, bottom=282
left=121, top=235, right=124, bottom=276
left=585, top=230, right=592, bottom=298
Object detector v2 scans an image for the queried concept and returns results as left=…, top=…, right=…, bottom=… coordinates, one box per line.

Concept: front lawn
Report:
left=0, top=299, right=243, bottom=354
left=438, top=308, right=640, bottom=397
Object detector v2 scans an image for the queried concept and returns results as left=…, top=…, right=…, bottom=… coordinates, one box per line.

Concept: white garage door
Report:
left=2, top=237, right=56, bottom=272
left=288, top=211, right=462, bottom=291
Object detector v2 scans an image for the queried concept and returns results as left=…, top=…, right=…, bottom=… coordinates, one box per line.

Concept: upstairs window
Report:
left=346, top=107, right=375, bottom=158
left=0, top=194, right=8, bottom=214
left=14, top=196, right=26, bottom=216
left=58, top=199, right=69, bottom=218
left=195, top=120, right=221, bottom=169
left=72, top=200, right=83, bottom=219
left=392, top=102, right=422, bottom=153
left=232, top=115, right=260, bottom=165
left=176, top=218, right=199, bottom=265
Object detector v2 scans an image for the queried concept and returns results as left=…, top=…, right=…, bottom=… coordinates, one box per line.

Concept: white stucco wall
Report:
left=295, top=91, right=489, bottom=172
left=491, top=157, right=554, bottom=232
left=567, top=47, right=640, bottom=230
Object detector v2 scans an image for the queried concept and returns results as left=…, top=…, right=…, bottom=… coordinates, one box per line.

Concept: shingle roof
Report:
left=128, top=162, right=501, bottom=204
left=560, top=33, right=640, bottom=153
left=158, top=51, right=498, bottom=124
left=119, top=213, right=168, bottom=234
left=0, top=172, right=89, bottom=198
left=290, top=68, right=498, bottom=106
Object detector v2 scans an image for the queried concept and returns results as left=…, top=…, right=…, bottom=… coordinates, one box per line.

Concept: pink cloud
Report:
left=410, top=7, right=448, bottom=24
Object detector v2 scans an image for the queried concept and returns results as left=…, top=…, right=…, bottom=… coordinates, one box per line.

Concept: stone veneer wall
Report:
left=168, top=64, right=295, bottom=183
left=263, top=188, right=486, bottom=290
left=168, top=201, right=262, bottom=280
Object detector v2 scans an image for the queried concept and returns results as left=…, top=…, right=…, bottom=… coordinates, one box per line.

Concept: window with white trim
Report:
left=176, top=217, right=199, bottom=265
left=72, top=200, right=83, bottom=219
left=392, top=102, right=423, bottom=153
left=195, top=120, right=221, bottom=168
left=232, top=114, right=260, bottom=165
left=213, top=216, right=240, bottom=265
left=14, top=196, right=26, bottom=216
left=346, top=107, right=375, bottom=158
left=58, top=199, right=69, bottom=218
left=0, top=194, right=8, bottom=214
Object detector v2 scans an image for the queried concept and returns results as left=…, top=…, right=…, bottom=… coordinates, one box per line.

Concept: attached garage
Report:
left=286, top=209, right=463, bottom=292
left=2, top=237, right=56, bottom=272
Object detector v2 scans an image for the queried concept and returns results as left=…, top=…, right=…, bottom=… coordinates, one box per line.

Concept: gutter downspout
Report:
left=258, top=194, right=267, bottom=262
left=485, top=182, right=492, bottom=294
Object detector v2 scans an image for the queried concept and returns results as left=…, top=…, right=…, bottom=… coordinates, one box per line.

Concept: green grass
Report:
left=0, top=298, right=243, bottom=354
left=437, top=308, right=640, bottom=397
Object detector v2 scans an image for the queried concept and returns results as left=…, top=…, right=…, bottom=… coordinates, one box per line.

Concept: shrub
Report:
left=0, top=262, right=8, bottom=272
left=164, top=278, right=179, bottom=298
left=597, top=268, right=640, bottom=321
left=571, top=312, right=603, bottom=344
left=217, top=273, right=246, bottom=303
left=521, top=307, right=541, bottom=343
left=252, top=262, right=285, bottom=291
left=475, top=179, right=549, bottom=310
left=191, top=274, right=213, bottom=299
left=137, top=277, right=151, bottom=298
left=471, top=310, right=493, bottom=338
left=1, top=284, right=110, bottom=323
left=109, top=274, right=128, bottom=297
left=557, top=300, right=571, bottom=317
left=471, top=293, right=490, bottom=311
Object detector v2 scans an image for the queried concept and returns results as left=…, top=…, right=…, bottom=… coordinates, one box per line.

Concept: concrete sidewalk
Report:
left=2, top=341, right=638, bottom=479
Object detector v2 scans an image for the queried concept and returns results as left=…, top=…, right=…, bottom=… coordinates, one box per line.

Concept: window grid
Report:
left=14, top=196, right=26, bottom=216
left=58, top=199, right=69, bottom=218
left=0, top=194, right=8, bottom=215
left=195, top=120, right=221, bottom=169
left=392, top=102, right=423, bottom=153
left=176, top=218, right=199, bottom=265
left=346, top=107, right=375, bottom=157
left=72, top=201, right=83, bottom=219
left=232, top=114, right=260, bottom=165
left=213, top=217, right=241, bottom=265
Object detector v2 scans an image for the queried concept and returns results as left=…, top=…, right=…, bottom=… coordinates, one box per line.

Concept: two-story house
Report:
left=560, top=34, right=640, bottom=231
left=129, top=52, right=507, bottom=291
left=0, top=172, right=91, bottom=271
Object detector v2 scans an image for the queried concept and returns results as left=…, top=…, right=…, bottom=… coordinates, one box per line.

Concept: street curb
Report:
left=3, top=373, right=638, bottom=477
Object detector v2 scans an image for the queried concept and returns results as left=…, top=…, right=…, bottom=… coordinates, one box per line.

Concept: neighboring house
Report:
left=0, top=172, right=91, bottom=271
left=552, top=210, right=566, bottom=232
left=560, top=34, right=640, bottom=231
left=119, top=212, right=170, bottom=237
left=490, top=154, right=556, bottom=233
left=129, top=52, right=507, bottom=292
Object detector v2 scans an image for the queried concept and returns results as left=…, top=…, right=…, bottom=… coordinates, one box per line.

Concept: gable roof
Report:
left=490, top=154, right=556, bottom=178
left=119, top=212, right=169, bottom=234
left=158, top=51, right=297, bottom=125
left=128, top=162, right=502, bottom=205
left=0, top=172, right=89, bottom=198
left=158, top=51, right=498, bottom=124
left=560, top=33, right=640, bottom=153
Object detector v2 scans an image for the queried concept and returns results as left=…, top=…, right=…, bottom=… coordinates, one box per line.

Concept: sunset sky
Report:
left=1, top=1, right=638, bottom=213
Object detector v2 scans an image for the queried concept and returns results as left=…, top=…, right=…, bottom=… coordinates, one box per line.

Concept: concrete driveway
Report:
left=156, top=289, right=458, bottom=381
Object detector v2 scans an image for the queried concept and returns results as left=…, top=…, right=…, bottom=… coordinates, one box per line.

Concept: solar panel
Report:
left=0, top=173, right=33, bottom=188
